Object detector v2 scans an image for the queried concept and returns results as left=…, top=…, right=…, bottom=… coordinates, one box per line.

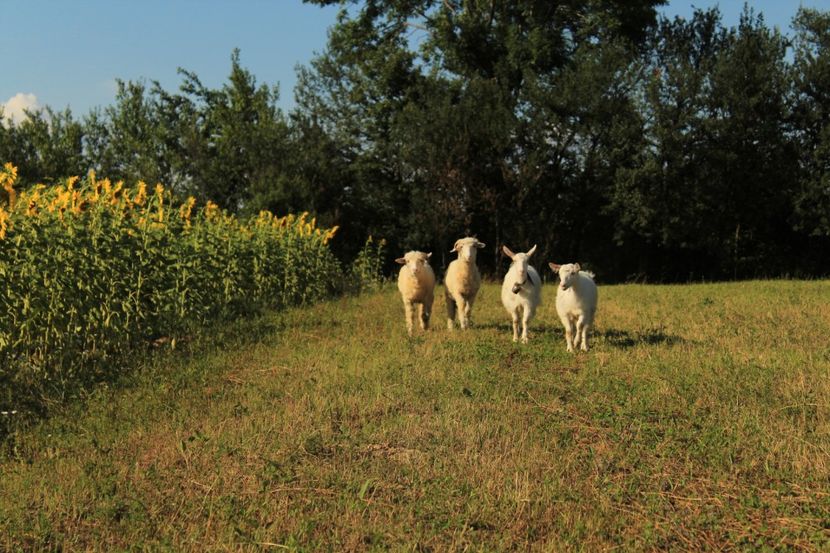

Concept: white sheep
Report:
left=396, top=251, right=436, bottom=336
left=501, top=245, right=541, bottom=343
left=549, top=262, right=598, bottom=352
left=445, top=237, right=485, bottom=330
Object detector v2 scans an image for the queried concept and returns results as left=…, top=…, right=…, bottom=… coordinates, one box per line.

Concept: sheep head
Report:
left=396, top=251, right=432, bottom=278
left=452, top=237, right=485, bottom=262
left=504, top=245, right=536, bottom=293
left=549, top=262, right=581, bottom=291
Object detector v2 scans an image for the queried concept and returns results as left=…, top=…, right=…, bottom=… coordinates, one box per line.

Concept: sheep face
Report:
left=550, top=262, right=581, bottom=291
left=452, top=237, right=485, bottom=263
left=396, top=251, right=432, bottom=278
left=503, top=245, right=537, bottom=294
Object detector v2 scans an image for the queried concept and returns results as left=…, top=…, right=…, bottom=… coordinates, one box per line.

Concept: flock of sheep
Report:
left=395, top=237, right=599, bottom=352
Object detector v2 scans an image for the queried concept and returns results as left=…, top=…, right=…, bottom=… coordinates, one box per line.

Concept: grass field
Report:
left=1, top=281, right=829, bottom=551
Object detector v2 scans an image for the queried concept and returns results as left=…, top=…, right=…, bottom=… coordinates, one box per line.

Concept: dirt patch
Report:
left=363, top=443, right=426, bottom=465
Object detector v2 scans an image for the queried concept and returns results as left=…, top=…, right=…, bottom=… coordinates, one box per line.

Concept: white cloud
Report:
left=2, top=93, right=41, bottom=126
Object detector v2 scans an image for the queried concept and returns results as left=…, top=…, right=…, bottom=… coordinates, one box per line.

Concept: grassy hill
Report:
left=2, top=281, right=829, bottom=551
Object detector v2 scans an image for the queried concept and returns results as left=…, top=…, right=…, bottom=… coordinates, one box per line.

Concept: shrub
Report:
left=349, top=235, right=387, bottom=294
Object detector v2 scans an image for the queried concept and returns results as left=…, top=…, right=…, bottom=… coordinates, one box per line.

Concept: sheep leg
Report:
left=456, top=297, right=469, bottom=329
left=446, top=291, right=457, bottom=330
left=420, top=292, right=434, bottom=331
left=403, top=300, right=416, bottom=336
left=419, top=303, right=430, bottom=331
left=462, top=297, right=473, bottom=329
left=579, top=318, right=591, bottom=352
left=521, top=307, right=532, bottom=344
left=574, top=317, right=583, bottom=350
left=511, top=309, right=520, bottom=343
left=562, top=316, right=576, bottom=353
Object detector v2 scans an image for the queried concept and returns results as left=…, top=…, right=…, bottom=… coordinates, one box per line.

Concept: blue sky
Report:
left=2, top=0, right=829, bottom=122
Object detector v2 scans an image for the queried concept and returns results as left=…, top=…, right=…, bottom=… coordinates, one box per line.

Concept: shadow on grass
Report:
left=0, top=307, right=292, bottom=446
left=473, top=321, right=562, bottom=334
left=448, top=321, right=683, bottom=351
left=599, top=328, right=684, bottom=349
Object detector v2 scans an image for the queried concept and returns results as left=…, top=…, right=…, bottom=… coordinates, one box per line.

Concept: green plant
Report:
left=0, top=163, right=342, bottom=430
left=349, top=235, right=387, bottom=294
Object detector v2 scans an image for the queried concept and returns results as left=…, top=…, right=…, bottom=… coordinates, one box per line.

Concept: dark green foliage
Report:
left=792, top=9, right=830, bottom=244
left=612, top=7, right=799, bottom=279
left=84, top=80, right=173, bottom=186
left=1, top=107, right=86, bottom=183
left=3, top=3, right=830, bottom=280
left=297, top=0, right=668, bottom=273
left=157, top=50, right=295, bottom=212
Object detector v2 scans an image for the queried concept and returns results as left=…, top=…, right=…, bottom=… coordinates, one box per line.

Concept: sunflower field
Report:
left=0, top=162, right=345, bottom=423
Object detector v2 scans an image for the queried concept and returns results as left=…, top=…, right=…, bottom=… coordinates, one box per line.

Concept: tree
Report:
left=9, top=107, right=86, bottom=185
left=705, top=8, right=795, bottom=277
left=293, top=8, right=425, bottom=260
left=611, top=7, right=794, bottom=279
left=151, top=49, right=294, bottom=212
left=84, top=80, right=172, bottom=187
left=792, top=8, right=830, bottom=239
left=299, top=0, right=664, bottom=272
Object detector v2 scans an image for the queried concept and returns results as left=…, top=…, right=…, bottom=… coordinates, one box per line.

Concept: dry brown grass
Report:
left=1, top=281, right=829, bottom=551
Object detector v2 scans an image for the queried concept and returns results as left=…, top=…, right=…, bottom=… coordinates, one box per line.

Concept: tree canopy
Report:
left=3, top=3, right=830, bottom=280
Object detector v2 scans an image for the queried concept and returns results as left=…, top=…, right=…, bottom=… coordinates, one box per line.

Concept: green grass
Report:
left=1, top=281, right=829, bottom=551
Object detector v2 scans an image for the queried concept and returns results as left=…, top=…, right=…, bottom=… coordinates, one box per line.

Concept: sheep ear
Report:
left=549, top=262, right=561, bottom=272
left=475, top=241, right=485, bottom=248
left=527, top=244, right=537, bottom=257
left=451, top=240, right=461, bottom=252
left=574, top=263, right=581, bottom=272
left=502, top=245, right=515, bottom=259
left=426, top=252, right=432, bottom=259
left=395, top=257, right=406, bottom=265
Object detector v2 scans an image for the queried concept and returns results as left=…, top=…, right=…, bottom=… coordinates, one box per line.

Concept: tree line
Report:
left=2, top=1, right=830, bottom=281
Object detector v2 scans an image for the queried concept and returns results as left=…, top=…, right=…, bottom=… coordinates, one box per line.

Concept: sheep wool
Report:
left=501, top=245, right=542, bottom=344
left=396, top=250, right=436, bottom=336
left=445, top=237, right=485, bottom=330
left=549, top=262, right=598, bottom=352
